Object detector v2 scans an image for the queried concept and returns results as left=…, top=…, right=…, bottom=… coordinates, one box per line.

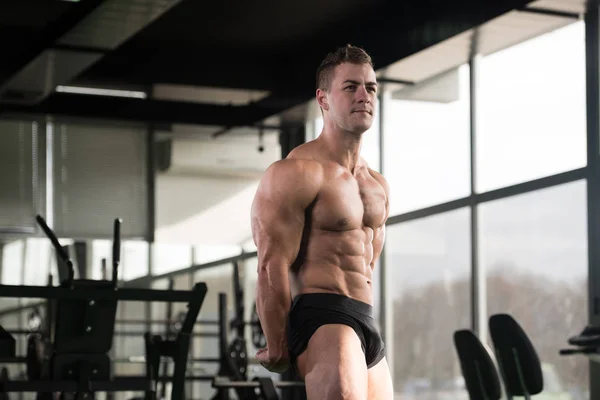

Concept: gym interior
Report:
left=0, top=0, right=598, bottom=399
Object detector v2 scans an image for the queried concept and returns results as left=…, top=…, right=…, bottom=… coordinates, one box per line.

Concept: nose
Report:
left=355, top=85, right=370, bottom=103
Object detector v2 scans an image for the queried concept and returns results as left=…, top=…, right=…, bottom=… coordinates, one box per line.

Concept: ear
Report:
left=316, top=88, right=329, bottom=111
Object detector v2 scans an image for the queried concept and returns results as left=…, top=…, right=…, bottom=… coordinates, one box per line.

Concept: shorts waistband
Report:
left=291, top=292, right=373, bottom=317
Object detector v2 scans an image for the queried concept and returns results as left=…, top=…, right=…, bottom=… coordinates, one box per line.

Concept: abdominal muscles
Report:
left=290, top=227, right=375, bottom=305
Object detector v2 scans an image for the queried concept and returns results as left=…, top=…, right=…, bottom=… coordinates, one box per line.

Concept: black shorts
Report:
left=286, top=293, right=386, bottom=373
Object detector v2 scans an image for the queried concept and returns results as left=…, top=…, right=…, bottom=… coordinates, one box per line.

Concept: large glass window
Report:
left=477, top=21, right=586, bottom=192
left=362, top=100, right=381, bottom=171
left=480, top=180, right=588, bottom=398
left=383, top=65, right=471, bottom=215
left=385, top=208, right=471, bottom=398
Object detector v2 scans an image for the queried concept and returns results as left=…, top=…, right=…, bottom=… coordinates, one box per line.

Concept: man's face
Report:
left=318, top=62, right=378, bottom=135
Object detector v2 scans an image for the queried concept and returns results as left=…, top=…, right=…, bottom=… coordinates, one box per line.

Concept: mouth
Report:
left=352, top=110, right=372, bottom=115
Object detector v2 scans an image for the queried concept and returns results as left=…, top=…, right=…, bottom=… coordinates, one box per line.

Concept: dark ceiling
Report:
left=0, top=0, right=535, bottom=129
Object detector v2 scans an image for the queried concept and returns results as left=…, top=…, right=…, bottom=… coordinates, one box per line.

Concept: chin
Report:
left=351, top=123, right=372, bottom=134
left=352, top=115, right=373, bottom=131
left=338, top=117, right=372, bottom=135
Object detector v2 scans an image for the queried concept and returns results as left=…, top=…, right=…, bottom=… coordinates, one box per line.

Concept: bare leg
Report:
left=296, top=324, right=368, bottom=400
left=367, top=357, right=394, bottom=399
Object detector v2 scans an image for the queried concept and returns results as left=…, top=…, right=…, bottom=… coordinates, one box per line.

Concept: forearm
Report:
left=255, top=263, right=291, bottom=359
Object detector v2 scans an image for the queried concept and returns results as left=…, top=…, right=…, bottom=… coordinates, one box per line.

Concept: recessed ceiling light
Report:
left=55, top=85, right=147, bottom=99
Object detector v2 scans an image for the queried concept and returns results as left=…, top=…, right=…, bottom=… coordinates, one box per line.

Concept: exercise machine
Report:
left=0, top=215, right=207, bottom=400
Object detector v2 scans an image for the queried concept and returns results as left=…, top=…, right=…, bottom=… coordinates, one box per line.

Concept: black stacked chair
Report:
left=453, top=329, right=502, bottom=400
left=488, top=314, right=544, bottom=400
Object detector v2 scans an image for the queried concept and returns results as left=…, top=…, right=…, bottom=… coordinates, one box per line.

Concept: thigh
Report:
left=367, top=357, right=394, bottom=400
left=296, top=324, right=368, bottom=400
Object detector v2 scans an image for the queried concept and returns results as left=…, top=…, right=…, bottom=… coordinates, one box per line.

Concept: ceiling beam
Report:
left=76, top=48, right=283, bottom=92
left=517, top=6, right=581, bottom=19
left=0, top=0, right=108, bottom=88
left=0, top=92, right=283, bottom=127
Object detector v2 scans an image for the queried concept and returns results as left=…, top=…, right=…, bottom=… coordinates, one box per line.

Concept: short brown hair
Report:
left=316, top=44, right=374, bottom=91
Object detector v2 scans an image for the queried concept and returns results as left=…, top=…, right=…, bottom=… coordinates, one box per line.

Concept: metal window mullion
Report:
left=378, top=89, right=394, bottom=376
left=585, top=1, right=600, bottom=397
left=387, top=167, right=586, bottom=226
left=145, top=85, right=156, bottom=339
left=586, top=0, right=600, bottom=325
left=469, top=51, right=484, bottom=338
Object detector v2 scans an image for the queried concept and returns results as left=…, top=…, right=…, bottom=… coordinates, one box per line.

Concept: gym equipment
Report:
left=213, top=293, right=254, bottom=400
left=228, top=260, right=304, bottom=400
left=6, top=327, right=219, bottom=339
left=453, top=329, right=502, bottom=400
left=228, top=260, right=265, bottom=350
left=158, top=278, right=176, bottom=400
left=560, top=324, right=600, bottom=362
left=115, top=260, right=263, bottom=343
left=25, top=330, right=50, bottom=381
left=115, top=317, right=219, bottom=325
left=116, top=290, right=257, bottom=398
left=227, top=261, right=250, bottom=380
left=0, top=368, right=7, bottom=400
left=250, top=303, right=265, bottom=349
left=23, top=278, right=60, bottom=381
left=0, top=326, right=15, bottom=358
left=229, top=261, right=246, bottom=339
left=489, top=314, right=544, bottom=400
left=116, top=290, right=258, bottom=398
left=212, top=376, right=305, bottom=400
left=210, top=292, right=305, bottom=400
left=0, top=215, right=208, bottom=400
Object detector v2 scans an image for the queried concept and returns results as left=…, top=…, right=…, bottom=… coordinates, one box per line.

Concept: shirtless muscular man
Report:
left=251, top=44, right=394, bottom=400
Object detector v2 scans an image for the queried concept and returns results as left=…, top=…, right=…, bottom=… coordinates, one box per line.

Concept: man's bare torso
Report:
left=286, top=141, right=389, bottom=306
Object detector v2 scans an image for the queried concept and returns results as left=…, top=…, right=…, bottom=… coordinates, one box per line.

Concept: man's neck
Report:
left=319, top=124, right=363, bottom=173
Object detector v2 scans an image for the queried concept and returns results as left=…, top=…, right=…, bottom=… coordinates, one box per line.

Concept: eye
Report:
left=345, top=85, right=356, bottom=91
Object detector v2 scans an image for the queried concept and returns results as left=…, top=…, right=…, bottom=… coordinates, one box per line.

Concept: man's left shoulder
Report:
left=367, top=167, right=390, bottom=192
